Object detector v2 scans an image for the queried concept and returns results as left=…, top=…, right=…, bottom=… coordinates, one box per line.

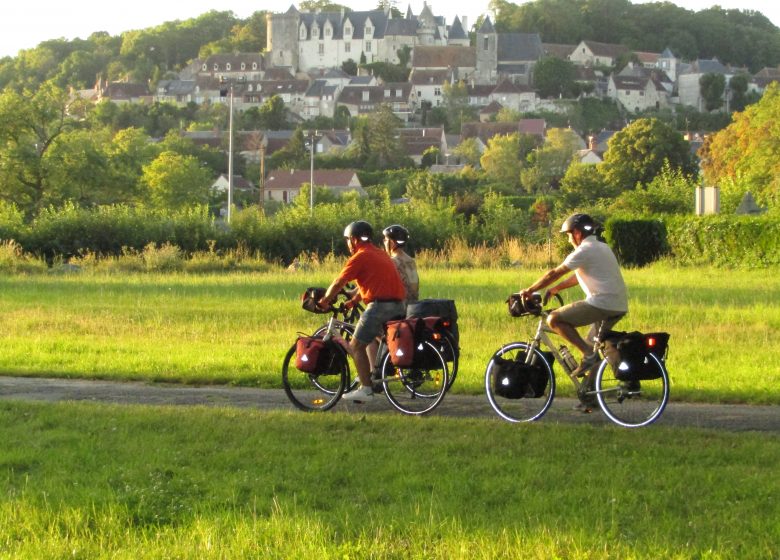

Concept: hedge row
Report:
left=2, top=202, right=778, bottom=267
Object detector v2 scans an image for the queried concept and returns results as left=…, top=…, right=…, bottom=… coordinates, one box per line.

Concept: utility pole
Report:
left=219, top=75, right=246, bottom=223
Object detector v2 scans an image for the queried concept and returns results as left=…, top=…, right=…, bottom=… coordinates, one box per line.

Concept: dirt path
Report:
left=1, top=376, right=778, bottom=432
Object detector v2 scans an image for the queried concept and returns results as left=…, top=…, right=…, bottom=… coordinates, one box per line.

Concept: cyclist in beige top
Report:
left=382, top=224, right=419, bottom=307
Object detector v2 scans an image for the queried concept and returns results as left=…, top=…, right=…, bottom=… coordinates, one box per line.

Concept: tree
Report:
left=521, top=127, right=581, bottom=193
left=608, top=162, right=695, bottom=215
left=600, top=117, right=696, bottom=191
left=700, top=82, right=780, bottom=209
left=533, top=56, right=577, bottom=99
left=404, top=171, right=444, bottom=201
left=451, top=137, right=481, bottom=167
left=366, top=104, right=404, bottom=168
left=0, top=81, right=78, bottom=214
left=480, top=133, right=523, bottom=187
left=559, top=161, right=613, bottom=208
left=141, top=151, right=212, bottom=209
left=441, top=81, right=474, bottom=134
left=341, top=59, right=358, bottom=76
left=699, top=73, right=726, bottom=112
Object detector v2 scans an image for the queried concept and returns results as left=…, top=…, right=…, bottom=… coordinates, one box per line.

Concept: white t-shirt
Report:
left=562, top=236, right=628, bottom=313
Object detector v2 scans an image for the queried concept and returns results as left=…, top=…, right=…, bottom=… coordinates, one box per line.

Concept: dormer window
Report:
left=313, top=26, right=319, bottom=38
left=252, top=62, right=258, bottom=70
left=241, top=63, right=246, bottom=70
left=300, top=24, right=307, bottom=39
left=365, top=26, right=372, bottom=35
left=345, top=25, right=351, bottom=35
left=325, top=27, right=331, bottom=37
left=202, top=63, right=207, bottom=71
left=213, top=63, right=219, bottom=71
left=226, top=63, right=231, bottom=71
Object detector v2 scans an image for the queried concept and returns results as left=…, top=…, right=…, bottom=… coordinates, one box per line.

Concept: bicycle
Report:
left=310, top=294, right=460, bottom=392
left=281, top=289, right=450, bottom=415
left=484, top=292, right=670, bottom=428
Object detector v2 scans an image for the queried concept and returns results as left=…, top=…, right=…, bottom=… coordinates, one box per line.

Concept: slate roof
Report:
left=448, top=16, right=467, bottom=40
left=337, top=83, right=412, bottom=105
left=542, top=43, right=576, bottom=59
left=582, top=40, right=629, bottom=59
left=478, top=16, right=495, bottom=33
left=497, top=33, right=543, bottom=62
left=683, top=58, right=730, bottom=75
left=410, top=69, right=450, bottom=85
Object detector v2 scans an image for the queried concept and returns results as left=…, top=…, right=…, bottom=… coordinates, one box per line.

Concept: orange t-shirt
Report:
left=335, top=243, right=406, bottom=303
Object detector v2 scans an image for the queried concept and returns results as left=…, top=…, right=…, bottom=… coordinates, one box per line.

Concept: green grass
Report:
left=1, top=401, right=778, bottom=558
left=1, top=263, right=779, bottom=404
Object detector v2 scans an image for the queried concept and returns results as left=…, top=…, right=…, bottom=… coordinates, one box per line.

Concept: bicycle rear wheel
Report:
left=594, top=354, right=669, bottom=428
left=435, top=330, right=459, bottom=390
left=281, top=342, right=349, bottom=411
left=313, top=324, right=359, bottom=393
left=378, top=341, right=449, bottom=415
left=485, top=342, right=555, bottom=423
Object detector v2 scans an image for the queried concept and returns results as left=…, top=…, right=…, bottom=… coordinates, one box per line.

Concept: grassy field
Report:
left=1, top=401, right=778, bottom=559
left=1, top=264, right=779, bottom=404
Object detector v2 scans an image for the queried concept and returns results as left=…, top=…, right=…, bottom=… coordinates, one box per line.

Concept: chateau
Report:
left=266, top=3, right=469, bottom=72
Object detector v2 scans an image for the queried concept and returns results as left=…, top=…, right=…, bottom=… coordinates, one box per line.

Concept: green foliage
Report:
left=533, top=56, right=577, bottom=98
left=664, top=214, right=780, bottom=267
left=604, top=218, right=669, bottom=267
left=699, top=73, right=726, bottom=111
left=607, top=163, right=696, bottom=215
left=141, top=151, right=212, bottom=209
left=480, top=133, right=523, bottom=187
left=600, top=117, right=697, bottom=191
left=359, top=61, right=409, bottom=83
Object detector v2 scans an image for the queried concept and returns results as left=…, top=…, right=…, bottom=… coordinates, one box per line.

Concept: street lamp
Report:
left=219, top=75, right=246, bottom=223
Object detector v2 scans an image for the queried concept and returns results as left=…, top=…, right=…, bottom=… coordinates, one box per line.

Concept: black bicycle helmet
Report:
left=382, top=224, right=409, bottom=245
left=343, top=221, right=373, bottom=242
left=560, top=213, right=597, bottom=235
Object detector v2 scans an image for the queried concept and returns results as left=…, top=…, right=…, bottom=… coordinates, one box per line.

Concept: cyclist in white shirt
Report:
left=519, top=213, right=627, bottom=377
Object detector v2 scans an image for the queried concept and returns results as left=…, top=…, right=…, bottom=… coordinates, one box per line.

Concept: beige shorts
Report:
left=550, top=301, right=625, bottom=342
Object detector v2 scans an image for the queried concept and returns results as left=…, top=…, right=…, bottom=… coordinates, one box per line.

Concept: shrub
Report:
left=604, top=218, right=669, bottom=267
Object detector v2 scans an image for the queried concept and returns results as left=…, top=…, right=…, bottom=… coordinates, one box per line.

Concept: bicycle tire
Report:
left=281, top=341, right=349, bottom=412
left=426, top=329, right=459, bottom=390
left=378, top=340, right=449, bottom=415
left=313, top=324, right=360, bottom=393
left=485, top=342, right=555, bottom=423
left=594, top=353, right=670, bottom=428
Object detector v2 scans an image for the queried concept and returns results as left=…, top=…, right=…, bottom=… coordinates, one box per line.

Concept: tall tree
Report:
left=141, top=151, right=212, bottom=209
left=600, top=117, right=696, bottom=190
left=480, top=133, right=523, bottom=187
left=700, top=82, right=780, bottom=209
left=699, top=73, right=726, bottom=112
left=366, top=104, right=404, bottom=168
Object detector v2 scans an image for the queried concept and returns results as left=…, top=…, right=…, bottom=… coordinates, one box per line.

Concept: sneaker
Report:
left=342, top=385, right=374, bottom=402
left=573, top=401, right=595, bottom=413
left=572, top=352, right=600, bottom=378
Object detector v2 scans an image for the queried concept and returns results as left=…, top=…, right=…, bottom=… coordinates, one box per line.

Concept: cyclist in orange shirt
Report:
left=318, top=221, right=406, bottom=401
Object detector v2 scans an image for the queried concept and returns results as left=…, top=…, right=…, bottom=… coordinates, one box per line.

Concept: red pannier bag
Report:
left=385, top=318, right=425, bottom=367
left=295, top=336, right=329, bottom=374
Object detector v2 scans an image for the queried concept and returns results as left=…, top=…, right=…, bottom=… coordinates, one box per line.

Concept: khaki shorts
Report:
left=550, top=301, right=625, bottom=343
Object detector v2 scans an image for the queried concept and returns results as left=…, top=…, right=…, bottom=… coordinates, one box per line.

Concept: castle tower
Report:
left=267, top=5, right=300, bottom=70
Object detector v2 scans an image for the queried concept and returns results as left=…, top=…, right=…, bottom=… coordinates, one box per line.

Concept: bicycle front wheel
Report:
left=485, top=342, right=555, bottom=423
left=281, top=342, right=349, bottom=412
left=594, top=354, right=670, bottom=428
left=379, top=341, right=449, bottom=415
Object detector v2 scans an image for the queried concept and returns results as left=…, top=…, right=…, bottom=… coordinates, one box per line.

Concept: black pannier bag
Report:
left=406, top=299, right=459, bottom=348
left=492, top=351, right=549, bottom=399
left=603, top=331, right=670, bottom=381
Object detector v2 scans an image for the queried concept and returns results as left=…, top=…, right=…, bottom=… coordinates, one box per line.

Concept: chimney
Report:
left=588, top=135, right=596, bottom=151
left=462, top=16, right=468, bottom=32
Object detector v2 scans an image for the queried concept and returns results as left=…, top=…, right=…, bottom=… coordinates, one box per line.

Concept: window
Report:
left=362, top=91, right=370, bottom=101
left=202, top=64, right=207, bottom=71
left=384, top=89, right=390, bottom=97
left=365, top=41, right=372, bottom=52
left=366, top=26, right=372, bottom=35
left=345, top=26, right=351, bottom=35
left=325, top=27, right=331, bottom=37
left=226, top=63, right=231, bottom=71
left=434, top=87, right=441, bottom=96
left=252, top=62, right=258, bottom=70
left=319, top=43, right=324, bottom=55
left=241, top=63, right=246, bottom=70
left=396, top=89, right=402, bottom=97
left=345, top=42, right=351, bottom=53
left=313, top=26, right=318, bottom=38
left=213, top=63, right=219, bottom=71
left=483, top=37, right=488, bottom=50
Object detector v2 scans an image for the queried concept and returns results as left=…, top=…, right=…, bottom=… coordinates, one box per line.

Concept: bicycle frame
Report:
left=525, top=318, right=587, bottom=393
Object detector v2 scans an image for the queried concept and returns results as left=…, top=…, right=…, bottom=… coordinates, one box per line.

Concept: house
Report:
left=411, top=45, right=476, bottom=78
left=398, top=127, right=444, bottom=164
left=489, top=80, right=537, bottom=113
left=542, top=43, right=576, bottom=60
left=263, top=169, right=365, bottom=203
left=479, top=100, right=502, bottom=122
left=211, top=174, right=256, bottom=195
left=467, top=83, right=495, bottom=107
left=95, top=80, right=151, bottom=104
left=336, top=83, right=413, bottom=120
left=302, top=80, right=341, bottom=119
left=155, top=80, right=197, bottom=105
left=569, top=40, right=628, bottom=68
left=677, top=58, right=733, bottom=111
left=266, top=4, right=467, bottom=72
left=460, top=119, right=546, bottom=151
left=409, top=68, right=451, bottom=107
left=475, top=17, right=544, bottom=86
left=656, top=48, right=680, bottom=83
left=607, top=74, right=670, bottom=112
